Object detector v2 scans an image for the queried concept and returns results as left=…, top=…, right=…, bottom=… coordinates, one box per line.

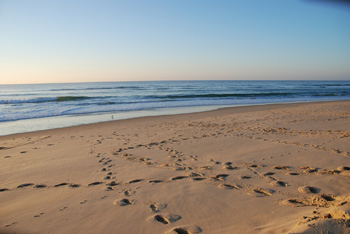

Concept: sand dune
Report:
left=0, top=101, right=349, bottom=234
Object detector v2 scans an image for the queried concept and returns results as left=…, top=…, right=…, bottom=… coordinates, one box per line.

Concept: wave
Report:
left=85, top=86, right=146, bottom=90
left=323, top=84, right=350, bottom=87
left=150, top=92, right=297, bottom=99
left=0, top=96, right=94, bottom=104
left=49, top=88, right=79, bottom=91
left=50, top=86, right=146, bottom=92
left=2, top=94, right=350, bottom=123
left=313, top=94, right=350, bottom=97
left=309, top=84, right=350, bottom=88
left=56, top=96, right=92, bottom=102
left=0, top=97, right=57, bottom=104
left=1, top=91, right=349, bottom=105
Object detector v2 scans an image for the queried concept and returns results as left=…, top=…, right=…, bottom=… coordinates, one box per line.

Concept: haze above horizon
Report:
left=0, top=0, right=349, bottom=84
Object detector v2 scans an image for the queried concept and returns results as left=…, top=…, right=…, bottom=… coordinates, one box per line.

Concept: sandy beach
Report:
left=0, top=101, right=349, bottom=234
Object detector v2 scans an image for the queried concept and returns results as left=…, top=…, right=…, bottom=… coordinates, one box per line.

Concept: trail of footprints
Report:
left=88, top=136, right=203, bottom=233
left=108, top=139, right=350, bottom=199
left=112, top=189, right=202, bottom=234
left=100, top=138, right=348, bottom=233
left=2, top=160, right=347, bottom=198
left=184, top=118, right=350, bottom=157
left=92, top=126, right=349, bottom=215
left=2, top=125, right=349, bottom=233
left=0, top=181, right=105, bottom=192
left=187, top=120, right=350, bottom=157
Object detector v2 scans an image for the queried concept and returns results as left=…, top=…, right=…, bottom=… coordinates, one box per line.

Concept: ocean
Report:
left=0, top=80, right=349, bottom=136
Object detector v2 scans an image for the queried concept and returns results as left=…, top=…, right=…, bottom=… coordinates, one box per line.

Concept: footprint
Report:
left=113, top=198, right=134, bottom=206
left=59, top=207, right=68, bottom=211
left=4, top=222, right=18, bottom=228
left=68, top=184, right=80, bottom=188
left=200, top=166, right=213, bottom=170
left=323, top=169, right=341, bottom=175
left=318, top=194, right=334, bottom=202
left=166, top=225, right=202, bottom=234
left=54, top=183, right=69, bottom=187
left=210, top=160, right=221, bottom=165
left=218, top=184, right=241, bottom=190
left=17, top=183, right=34, bottom=188
left=149, top=203, right=167, bottom=213
left=250, top=188, right=274, bottom=197
left=148, top=213, right=181, bottom=225
left=171, top=176, right=188, bottom=181
left=106, top=181, right=119, bottom=186
left=88, top=182, right=103, bottom=186
left=0, top=188, right=9, bottom=192
left=298, top=186, right=320, bottom=194
left=103, top=186, right=114, bottom=191
left=98, top=158, right=106, bottom=163
left=301, top=167, right=318, bottom=173
left=149, top=180, right=164, bottom=184
left=214, top=174, right=229, bottom=181
left=174, top=166, right=186, bottom=171
left=150, top=204, right=158, bottom=212
left=273, top=165, right=289, bottom=170
left=34, top=184, right=47, bottom=188
left=223, top=165, right=238, bottom=170
left=281, top=199, right=307, bottom=207
left=309, top=194, right=335, bottom=207
left=34, top=212, right=45, bottom=218
left=287, top=172, right=299, bottom=176
left=263, top=172, right=275, bottom=176
left=187, top=172, right=203, bottom=177
left=337, top=166, right=350, bottom=171
left=128, top=179, right=143, bottom=184
left=239, top=176, right=251, bottom=179
left=191, top=177, right=206, bottom=181
left=270, top=181, right=288, bottom=187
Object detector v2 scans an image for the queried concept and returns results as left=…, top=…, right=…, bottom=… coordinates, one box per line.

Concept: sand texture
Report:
left=0, top=101, right=350, bottom=234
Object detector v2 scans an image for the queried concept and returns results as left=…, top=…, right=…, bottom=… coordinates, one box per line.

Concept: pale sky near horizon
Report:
left=0, top=0, right=349, bottom=84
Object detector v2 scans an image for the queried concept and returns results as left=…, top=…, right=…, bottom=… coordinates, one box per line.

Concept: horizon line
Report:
left=1, top=78, right=350, bottom=85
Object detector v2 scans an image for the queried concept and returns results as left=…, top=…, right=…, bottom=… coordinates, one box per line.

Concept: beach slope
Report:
left=1, top=101, right=350, bottom=234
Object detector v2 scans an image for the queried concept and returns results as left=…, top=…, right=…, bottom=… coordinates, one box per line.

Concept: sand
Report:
left=0, top=101, right=349, bottom=234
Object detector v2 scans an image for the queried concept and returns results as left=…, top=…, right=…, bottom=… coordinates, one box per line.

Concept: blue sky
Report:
left=0, top=0, right=349, bottom=84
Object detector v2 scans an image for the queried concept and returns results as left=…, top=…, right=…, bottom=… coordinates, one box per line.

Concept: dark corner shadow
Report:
left=302, top=0, right=350, bottom=6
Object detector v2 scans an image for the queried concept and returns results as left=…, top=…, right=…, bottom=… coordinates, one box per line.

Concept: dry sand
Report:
left=0, top=101, right=350, bottom=234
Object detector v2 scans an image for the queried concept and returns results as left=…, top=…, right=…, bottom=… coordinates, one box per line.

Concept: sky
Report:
left=0, top=0, right=349, bottom=84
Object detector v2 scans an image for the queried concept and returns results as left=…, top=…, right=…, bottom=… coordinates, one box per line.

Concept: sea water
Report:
left=0, top=80, right=349, bottom=136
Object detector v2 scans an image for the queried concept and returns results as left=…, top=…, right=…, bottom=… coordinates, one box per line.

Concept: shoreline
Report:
left=0, top=100, right=349, bottom=233
left=1, top=99, right=349, bottom=138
